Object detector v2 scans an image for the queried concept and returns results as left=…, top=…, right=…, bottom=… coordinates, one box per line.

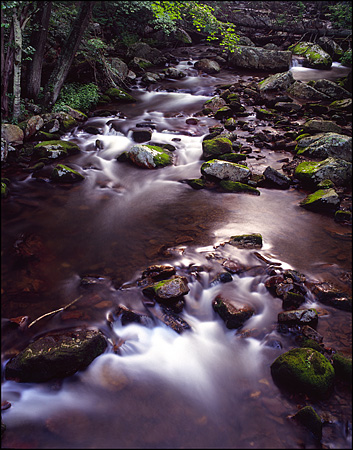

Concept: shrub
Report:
left=53, top=83, right=100, bottom=113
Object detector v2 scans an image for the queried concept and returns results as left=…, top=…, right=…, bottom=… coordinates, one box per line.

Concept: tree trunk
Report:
left=26, top=1, right=52, bottom=101
left=44, top=1, right=95, bottom=108
left=12, top=11, right=22, bottom=121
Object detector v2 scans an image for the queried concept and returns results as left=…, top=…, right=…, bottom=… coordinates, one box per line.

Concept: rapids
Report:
left=1, top=50, right=351, bottom=448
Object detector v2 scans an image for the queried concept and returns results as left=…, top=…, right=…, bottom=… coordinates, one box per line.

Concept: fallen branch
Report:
left=28, top=295, right=83, bottom=329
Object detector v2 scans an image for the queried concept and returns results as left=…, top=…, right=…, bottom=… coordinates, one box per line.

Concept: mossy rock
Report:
left=217, top=153, right=246, bottom=163
left=186, top=178, right=207, bottom=190
left=142, top=276, right=190, bottom=301
left=35, top=131, right=61, bottom=141
left=219, top=180, right=260, bottom=195
left=299, top=188, right=340, bottom=214
left=202, top=136, right=233, bottom=160
left=229, top=233, right=262, bottom=248
left=1, top=181, right=9, bottom=198
left=51, top=164, right=85, bottom=183
left=271, top=347, right=335, bottom=398
left=334, top=209, right=352, bottom=223
left=291, top=406, right=322, bottom=440
left=332, top=353, right=352, bottom=384
left=126, top=144, right=172, bottom=169
left=105, top=87, right=136, bottom=103
left=34, top=140, right=80, bottom=159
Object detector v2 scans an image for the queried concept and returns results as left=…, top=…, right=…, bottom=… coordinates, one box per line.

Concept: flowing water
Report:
left=1, top=51, right=352, bottom=448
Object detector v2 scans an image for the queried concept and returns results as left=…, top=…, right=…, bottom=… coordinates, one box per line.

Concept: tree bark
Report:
left=26, top=1, right=52, bottom=101
left=12, top=11, right=22, bottom=121
left=44, top=1, right=95, bottom=108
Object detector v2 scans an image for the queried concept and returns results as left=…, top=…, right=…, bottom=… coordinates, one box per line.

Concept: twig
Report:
left=28, top=295, right=83, bottom=329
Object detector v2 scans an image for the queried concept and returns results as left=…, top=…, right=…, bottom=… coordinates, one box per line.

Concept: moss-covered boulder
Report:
left=212, top=295, right=255, bottom=329
left=203, top=96, right=227, bottom=114
left=217, top=153, right=246, bottom=163
left=309, top=79, right=351, bottom=100
left=51, top=164, right=85, bottom=183
left=271, top=347, right=335, bottom=398
left=258, top=71, right=294, bottom=92
left=329, top=98, right=352, bottom=113
left=287, top=81, right=330, bottom=100
left=202, top=136, right=233, bottom=160
left=294, top=157, right=352, bottom=188
left=142, top=275, right=190, bottom=301
left=299, top=188, right=340, bottom=214
left=185, top=178, right=207, bottom=189
left=228, top=233, right=262, bottom=249
left=291, top=406, right=323, bottom=439
left=219, top=179, right=260, bottom=195
left=214, top=106, right=233, bottom=120
left=295, top=133, right=352, bottom=162
left=289, top=42, right=332, bottom=69
left=201, top=159, right=251, bottom=183
left=125, top=144, right=173, bottom=169
left=34, top=140, right=80, bottom=159
left=302, top=120, right=342, bottom=135
left=105, top=87, right=136, bottom=102
left=5, top=329, right=107, bottom=382
left=1, top=180, right=9, bottom=199
left=228, top=46, right=291, bottom=71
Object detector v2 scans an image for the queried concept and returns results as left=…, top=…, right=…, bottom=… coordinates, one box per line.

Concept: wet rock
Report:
left=203, top=96, right=227, bottom=114
left=33, top=140, right=80, bottom=159
left=309, top=79, right=351, bottom=100
left=126, top=42, right=165, bottom=65
left=212, top=295, right=255, bottom=329
left=310, top=281, right=352, bottom=311
left=201, top=136, right=233, bottom=159
left=228, top=233, right=262, bottom=249
left=185, top=178, right=207, bottom=189
left=332, top=353, right=352, bottom=384
left=299, top=188, right=340, bottom=214
left=201, top=159, right=251, bottom=183
left=130, top=128, right=152, bottom=143
left=222, top=259, right=245, bottom=274
left=211, top=271, right=233, bottom=284
left=301, top=325, right=323, bottom=344
left=228, top=46, right=291, bottom=71
left=295, top=133, right=352, bottom=162
left=1, top=124, right=24, bottom=147
left=194, top=58, right=221, bottom=74
left=214, top=106, right=233, bottom=120
left=141, top=264, right=176, bottom=281
left=270, top=347, right=334, bottom=398
left=219, top=179, right=260, bottom=195
left=51, top=164, right=85, bottom=183
left=148, top=304, right=191, bottom=334
left=217, top=152, right=246, bottom=163
left=105, top=87, right=136, bottom=102
left=261, top=166, right=291, bottom=189
left=124, top=144, right=173, bottom=169
left=142, top=275, right=190, bottom=301
left=287, top=81, right=330, bottom=101
left=334, top=209, right=352, bottom=223
left=317, top=37, right=344, bottom=60
left=164, top=67, right=187, bottom=79
left=289, top=42, right=332, bottom=69
left=329, top=98, right=352, bottom=113
left=302, top=119, right=342, bottom=135
left=291, top=406, right=323, bottom=439
left=5, top=329, right=107, bottom=382
left=278, top=308, right=318, bottom=328
left=114, top=305, right=154, bottom=327
left=294, top=157, right=352, bottom=188
left=274, top=102, right=302, bottom=113
left=282, top=292, right=306, bottom=310
left=258, top=71, right=294, bottom=92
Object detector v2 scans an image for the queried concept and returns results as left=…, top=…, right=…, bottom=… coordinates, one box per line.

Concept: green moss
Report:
left=295, top=133, right=311, bottom=141
left=334, top=209, right=352, bottom=222
left=51, top=164, right=85, bottom=183
left=62, top=116, right=77, bottom=131
left=271, top=347, right=335, bottom=398
left=299, top=189, right=338, bottom=210
left=105, top=88, right=136, bottom=102
left=300, top=338, right=324, bottom=353
left=219, top=180, right=260, bottom=195
left=217, top=153, right=246, bottom=163
left=186, top=178, right=206, bottom=189
left=34, top=140, right=80, bottom=159
left=35, top=131, right=61, bottom=140
left=317, top=179, right=334, bottom=189
left=292, top=406, right=322, bottom=439
left=1, top=181, right=9, bottom=198
left=145, top=144, right=172, bottom=167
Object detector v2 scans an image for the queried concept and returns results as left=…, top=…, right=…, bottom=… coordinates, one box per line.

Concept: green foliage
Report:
left=340, top=49, right=352, bottom=66
left=328, top=1, right=352, bottom=29
left=53, top=83, right=100, bottom=113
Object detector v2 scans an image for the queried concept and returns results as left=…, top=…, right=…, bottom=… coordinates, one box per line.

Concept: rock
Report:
left=51, top=164, right=85, bottom=183
left=301, top=325, right=323, bottom=344
left=24, top=115, right=45, bottom=139
left=107, top=57, right=129, bottom=80
left=147, top=304, right=191, bottom=334
left=217, top=152, right=246, bottom=163
left=309, top=79, right=351, bottom=100
left=174, top=27, right=192, bottom=44
left=317, top=37, right=344, bottom=60
left=185, top=178, right=207, bottom=189
left=194, top=58, right=221, bottom=74
left=5, top=329, right=107, bottom=382
left=130, top=128, right=152, bottom=143
left=295, top=133, right=352, bottom=162
left=329, top=98, right=352, bottom=113
left=270, top=347, right=334, bottom=398
left=219, top=180, right=260, bottom=195
left=294, top=157, right=352, bottom=188
left=299, top=188, right=340, bottom=214
left=142, top=275, right=190, bottom=301
left=289, top=42, right=332, bottom=69
left=291, top=406, right=323, bottom=439
left=334, top=209, right=352, bottom=223
left=278, top=308, right=318, bottom=328
left=332, top=353, right=352, bottom=384
left=141, top=72, right=161, bottom=84
left=201, top=136, right=233, bottom=159
left=141, top=264, right=176, bottom=281
left=201, top=159, right=251, bottom=183
left=287, top=81, right=330, bottom=100
left=262, top=166, right=291, bottom=189
left=258, top=71, right=294, bottom=92
left=1, top=123, right=24, bottom=147
left=104, top=87, right=136, bottom=102
left=282, top=292, right=306, bottom=310
left=214, top=106, right=233, bottom=120
left=1, top=180, right=9, bottom=198
left=228, top=46, right=291, bottom=71
left=114, top=305, right=154, bottom=327
left=274, top=102, right=301, bottom=113
left=164, top=67, right=187, bottom=79
left=33, top=140, right=80, bottom=159
left=126, top=42, right=165, bottom=65
left=129, top=56, right=152, bottom=72
left=228, top=233, right=262, bottom=249
left=124, top=144, right=173, bottom=169
left=310, top=282, right=352, bottom=312
left=212, top=295, right=254, bottom=329
left=202, top=96, right=227, bottom=114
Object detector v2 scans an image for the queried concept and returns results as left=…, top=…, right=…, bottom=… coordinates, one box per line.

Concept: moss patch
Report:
left=219, top=180, right=260, bottom=195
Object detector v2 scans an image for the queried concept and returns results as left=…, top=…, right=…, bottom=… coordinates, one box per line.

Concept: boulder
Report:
left=24, top=115, right=45, bottom=139
left=5, top=329, right=107, bottom=382
left=310, top=281, right=352, bottom=312
left=201, top=159, right=251, bottom=183
left=130, top=127, right=152, bottom=143
left=219, top=180, right=260, bottom=195
left=317, top=37, right=344, bottom=60
left=332, top=353, right=352, bottom=383
left=278, top=308, right=318, bottom=328
left=114, top=305, right=154, bottom=327
left=51, top=164, right=85, bottom=183
left=271, top=347, right=334, bottom=398
left=33, top=140, right=80, bottom=159
left=262, top=166, right=291, bottom=189
left=104, top=87, right=136, bottom=102
left=302, top=119, right=342, bottom=135
left=329, top=98, right=352, bottom=113
left=228, top=233, right=262, bottom=249
left=258, top=71, right=294, bottom=92
left=291, top=406, right=323, bottom=439
left=1, top=123, right=24, bottom=147
left=202, top=96, right=227, bottom=114
left=202, top=136, right=233, bottom=159
left=289, top=42, right=332, bottom=69
left=164, top=67, right=187, bottom=79
left=299, top=188, right=340, bottom=214
left=294, top=157, right=352, bottom=188
left=287, top=81, right=330, bottom=100
left=194, top=58, right=221, bottom=74
left=124, top=144, right=173, bottom=169
left=107, top=57, right=129, bottom=80
left=212, top=295, right=255, bottom=329
left=309, top=79, right=351, bottom=100
left=126, top=42, right=165, bottom=65
left=142, top=275, right=190, bottom=301
left=228, top=46, right=291, bottom=71
left=295, top=133, right=352, bottom=162
left=174, top=27, right=192, bottom=44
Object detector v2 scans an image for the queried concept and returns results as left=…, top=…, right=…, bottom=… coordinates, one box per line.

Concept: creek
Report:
left=1, top=49, right=352, bottom=448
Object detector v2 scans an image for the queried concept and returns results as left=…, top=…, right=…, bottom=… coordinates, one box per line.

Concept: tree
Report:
left=43, top=1, right=95, bottom=108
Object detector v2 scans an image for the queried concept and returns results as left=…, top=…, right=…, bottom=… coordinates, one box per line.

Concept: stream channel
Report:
left=1, top=47, right=352, bottom=448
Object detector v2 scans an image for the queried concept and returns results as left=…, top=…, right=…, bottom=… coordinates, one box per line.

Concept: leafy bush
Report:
left=53, top=83, right=100, bottom=113
left=340, top=49, right=352, bottom=66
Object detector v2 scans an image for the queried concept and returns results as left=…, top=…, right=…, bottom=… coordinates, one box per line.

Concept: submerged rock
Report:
left=219, top=179, right=260, bottom=195
left=291, top=406, right=323, bottom=439
left=271, top=347, right=335, bottom=398
left=51, top=164, right=85, bottom=183
left=5, top=329, right=107, bottom=382
left=212, top=295, right=254, bottom=329
left=278, top=308, right=318, bottom=328
left=142, top=275, right=190, bottom=301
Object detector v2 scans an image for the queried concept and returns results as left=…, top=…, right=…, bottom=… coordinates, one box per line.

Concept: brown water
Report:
left=1, top=53, right=352, bottom=449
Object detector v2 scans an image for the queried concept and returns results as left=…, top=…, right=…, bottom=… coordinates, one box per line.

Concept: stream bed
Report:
left=1, top=50, right=352, bottom=448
